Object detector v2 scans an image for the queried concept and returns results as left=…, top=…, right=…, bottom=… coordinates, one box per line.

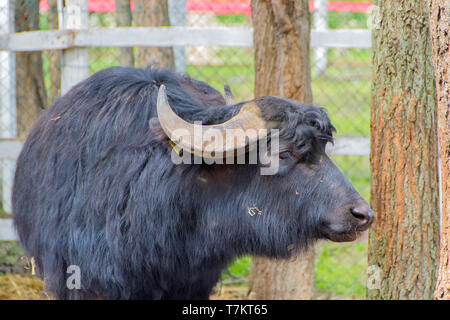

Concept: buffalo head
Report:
left=156, top=85, right=373, bottom=251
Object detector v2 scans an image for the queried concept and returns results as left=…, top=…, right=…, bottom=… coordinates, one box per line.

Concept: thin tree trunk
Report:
left=116, top=0, right=135, bottom=67
left=248, top=0, right=314, bottom=300
left=428, top=0, right=450, bottom=301
left=15, top=0, right=47, bottom=136
left=368, top=0, right=440, bottom=300
left=47, top=0, right=61, bottom=105
left=134, top=0, right=174, bottom=69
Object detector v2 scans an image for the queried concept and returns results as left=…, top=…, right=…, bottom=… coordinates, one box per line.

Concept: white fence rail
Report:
left=0, top=27, right=371, bottom=51
left=0, top=219, right=16, bottom=241
left=0, top=136, right=370, bottom=162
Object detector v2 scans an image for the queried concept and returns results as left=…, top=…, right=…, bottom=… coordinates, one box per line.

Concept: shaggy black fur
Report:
left=12, top=66, right=369, bottom=299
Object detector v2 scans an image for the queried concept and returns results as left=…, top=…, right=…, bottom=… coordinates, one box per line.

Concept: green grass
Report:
left=0, top=241, right=25, bottom=274
left=186, top=64, right=255, bottom=102
left=331, top=155, right=370, bottom=201
left=222, top=241, right=368, bottom=299
left=315, top=241, right=368, bottom=299
left=221, top=256, right=251, bottom=285
left=215, top=14, right=250, bottom=26
left=213, top=5, right=371, bottom=31
left=327, top=12, right=369, bottom=30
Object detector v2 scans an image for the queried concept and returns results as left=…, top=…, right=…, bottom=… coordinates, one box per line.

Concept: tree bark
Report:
left=47, top=0, right=61, bottom=105
left=134, top=0, right=174, bottom=69
left=428, top=0, right=450, bottom=301
left=368, top=0, right=440, bottom=300
left=116, top=0, right=135, bottom=67
left=15, top=0, right=47, bottom=136
left=248, top=0, right=314, bottom=300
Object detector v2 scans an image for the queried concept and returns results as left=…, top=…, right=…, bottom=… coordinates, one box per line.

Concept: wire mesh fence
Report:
left=0, top=0, right=374, bottom=299
left=0, top=0, right=372, bottom=214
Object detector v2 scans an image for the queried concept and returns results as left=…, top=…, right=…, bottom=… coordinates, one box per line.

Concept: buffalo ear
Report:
left=149, top=118, right=184, bottom=156
left=149, top=117, right=171, bottom=145
left=224, top=83, right=235, bottom=105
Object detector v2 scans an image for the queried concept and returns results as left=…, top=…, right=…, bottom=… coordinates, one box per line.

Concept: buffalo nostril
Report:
left=351, top=205, right=374, bottom=225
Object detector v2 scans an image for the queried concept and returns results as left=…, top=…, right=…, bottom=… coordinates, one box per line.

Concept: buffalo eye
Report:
left=278, top=151, right=293, bottom=160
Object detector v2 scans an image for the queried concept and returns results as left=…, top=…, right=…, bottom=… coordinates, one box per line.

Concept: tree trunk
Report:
left=248, top=0, right=314, bottom=300
left=116, top=0, right=135, bottom=67
left=134, top=0, right=174, bottom=69
left=368, top=0, right=440, bottom=300
left=428, top=0, right=450, bottom=301
left=15, top=0, right=47, bottom=136
left=47, top=0, right=61, bottom=105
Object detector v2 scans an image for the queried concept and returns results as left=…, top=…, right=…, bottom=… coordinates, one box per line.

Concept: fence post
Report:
left=0, top=0, right=16, bottom=214
left=61, top=0, right=89, bottom=94
left=314, top=0, right=328, bottom=75
left=169, top=0, right=186, bottom=74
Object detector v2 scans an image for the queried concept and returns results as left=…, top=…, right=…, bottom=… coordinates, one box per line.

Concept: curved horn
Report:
left=223, top=83, right=235, bottom=105
left=157, top=85, right=268, bottom=159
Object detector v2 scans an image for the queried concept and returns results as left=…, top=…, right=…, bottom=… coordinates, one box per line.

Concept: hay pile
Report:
left=211, top=285, right=248, bottom=300
left=0, top=273, right=47, bottom=300
left=0, top=273, right=247, bottom=300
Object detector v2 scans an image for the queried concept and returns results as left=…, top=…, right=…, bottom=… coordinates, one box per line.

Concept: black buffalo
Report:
left=12, top=66, right=373, bottom=299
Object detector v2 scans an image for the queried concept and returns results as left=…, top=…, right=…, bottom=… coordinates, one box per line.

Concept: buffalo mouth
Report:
left=322, top=229, right=363, bottom=242
left=320, top=220, right=373, bottom=243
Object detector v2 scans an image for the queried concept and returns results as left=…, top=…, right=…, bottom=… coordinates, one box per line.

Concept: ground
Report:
left=0, top=273, right=249, bottom=300
left=0, top=274, right=351, bottom=300
left=0, top=239, right=368, bottom=300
